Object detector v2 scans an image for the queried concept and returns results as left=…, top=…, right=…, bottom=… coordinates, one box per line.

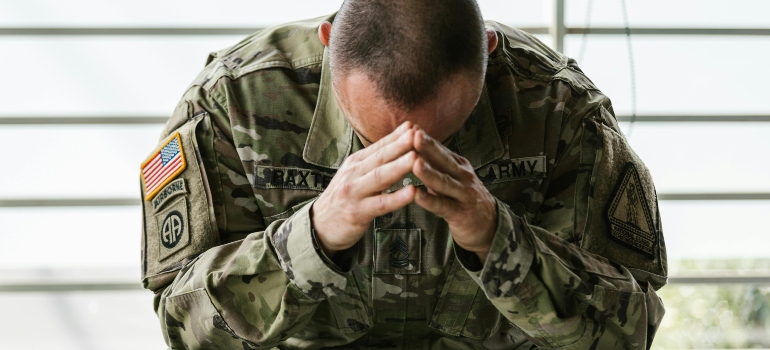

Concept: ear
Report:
left=318, top=21, right=332, bottom=47
left=486, top=29, right=498, bottom=54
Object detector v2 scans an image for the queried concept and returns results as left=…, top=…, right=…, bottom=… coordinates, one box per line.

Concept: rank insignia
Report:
left=374, top=229, right=421, bottom=274
left=141, top=133, right=187, bottom=201
left=607, top=162, right=657, bottom=257
left=389, top=236, right=410, bottom=268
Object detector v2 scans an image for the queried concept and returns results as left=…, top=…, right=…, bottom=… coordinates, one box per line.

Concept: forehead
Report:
left=333, top=70, right=481, bottom=142
left=335, top=70, right=479, bottom=116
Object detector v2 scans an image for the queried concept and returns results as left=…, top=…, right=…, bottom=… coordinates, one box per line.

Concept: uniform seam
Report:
left=556, top=102, right=608, bottom=249
left=572, top=124, right=586, bottom=246
left=509, top=62, right=555, bottom=82
left=166, top=287, right=206, bottom=302
left=235, top=54, right=323, bottom=77
left=521, top=298, right=557, bottom=348
left=212, top=54, right=325, bottom=84
left=144, top=268, right=182, bottom=281
left=557, top=98, right=608, bottom=154
left=206, top=95, right=232, bottom=233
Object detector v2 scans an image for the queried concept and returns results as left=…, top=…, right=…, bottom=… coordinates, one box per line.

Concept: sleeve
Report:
left=455, top=101, right=667, bottom=349
left=140, top=86, right=361, bottom=349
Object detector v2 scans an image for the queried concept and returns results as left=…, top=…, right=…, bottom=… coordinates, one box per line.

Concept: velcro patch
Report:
left=142, top=133, right=187, bottom=201
left=374, top=229, right=422, bottom=274
left=475, top=156, right=546, bottom=185
left=253, top=165, right=335, bottom=191
left=156, top=197, right=190, bottom=261
left=607, top=162, right=657, bottom=257
left=151, top=178, right=187, bottom=212
left=385, top=155, right=547, bottom=193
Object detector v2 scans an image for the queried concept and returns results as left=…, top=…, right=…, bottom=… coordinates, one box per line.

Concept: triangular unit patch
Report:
left=607, top=162, right=657, bottom=257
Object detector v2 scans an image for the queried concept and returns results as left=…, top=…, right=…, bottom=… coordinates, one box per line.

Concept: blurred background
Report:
left=0, top=0, right=768, bottom=348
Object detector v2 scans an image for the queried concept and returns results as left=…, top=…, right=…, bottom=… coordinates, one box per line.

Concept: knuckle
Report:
left=348, top=161, right=362, bottom=173
left=343, top=155, right=360, bottom=168
left=440, top=173, right=453, bottom=187
left=372, top=167, right=383, bottom=184
left=376, top=196, right=390, bottom=213
left=340, top=182, right=354, bottom=196
left=374, top=149, right=386, bottom=164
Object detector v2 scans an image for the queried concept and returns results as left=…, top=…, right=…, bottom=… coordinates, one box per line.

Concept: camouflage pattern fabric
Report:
left=140, top=13, right=667, bottom=350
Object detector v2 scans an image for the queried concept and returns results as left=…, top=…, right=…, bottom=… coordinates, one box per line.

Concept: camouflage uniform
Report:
left=140, top=13, right=667, bottom=350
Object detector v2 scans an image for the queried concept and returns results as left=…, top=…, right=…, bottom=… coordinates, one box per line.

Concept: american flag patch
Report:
left=141, top=133, right=187, bottom=201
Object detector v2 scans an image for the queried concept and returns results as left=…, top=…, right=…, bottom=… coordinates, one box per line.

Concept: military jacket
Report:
left=140, top=13, right=667, bottom=350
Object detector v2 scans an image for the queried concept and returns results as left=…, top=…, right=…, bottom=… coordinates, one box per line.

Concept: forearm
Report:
left=158, top=203, right=352, bottom=349
left=457, top=200, right=664, bottom=348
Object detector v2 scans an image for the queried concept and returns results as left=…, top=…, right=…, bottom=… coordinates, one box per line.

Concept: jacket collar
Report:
left=302, top=48, right=357, bottom=169
left=303, top=49, right=504, bottom=170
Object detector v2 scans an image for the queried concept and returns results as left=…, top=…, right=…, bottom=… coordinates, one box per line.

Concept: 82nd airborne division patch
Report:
left=607, top=162, right=657, bottom=257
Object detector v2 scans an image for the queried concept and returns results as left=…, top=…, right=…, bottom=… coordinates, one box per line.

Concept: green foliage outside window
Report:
left=653, top=260, right=770, bottom=349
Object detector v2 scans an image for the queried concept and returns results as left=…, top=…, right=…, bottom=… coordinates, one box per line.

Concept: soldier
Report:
left=140, top=0, right=667, bottom=348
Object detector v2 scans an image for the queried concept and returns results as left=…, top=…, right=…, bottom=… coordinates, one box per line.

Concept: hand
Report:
left=311, top=122, right=417, bottom=258
left=412, top=129, right=497, bottom=263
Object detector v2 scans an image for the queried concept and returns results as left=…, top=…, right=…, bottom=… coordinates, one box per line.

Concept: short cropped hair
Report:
left=329, top=0, right=488, bottom=110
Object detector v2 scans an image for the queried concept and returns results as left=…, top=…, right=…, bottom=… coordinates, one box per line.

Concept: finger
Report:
left=360, top=184, right=416, bottom=217
left=354, top=151, right=417, bottom=195
left=413, top=129, right=464, bottom=178
left=356, top=128, right=415, bottom=175
left=413, top=157, right=466, bottom=200
left=414, top=187, right=459, bottom=218
left=354, top=121, right=413, bottom=161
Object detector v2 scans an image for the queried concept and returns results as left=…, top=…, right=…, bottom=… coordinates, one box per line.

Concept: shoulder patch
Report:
left=142, top=133, right=187, bottom=201
left=151, top=178, right=187, bottom=212
left=607, top=162, right=657, bottom=257
left=155, top=198, right=190, bottom=261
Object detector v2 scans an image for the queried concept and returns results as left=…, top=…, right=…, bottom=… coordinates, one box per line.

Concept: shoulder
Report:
left=483, top=20, right=618, bottom=143
left=157, top=14, right=333, bottom=139
left=484, top=20, right=599, bottom=96
left=191, top=14, right=333, bottom=92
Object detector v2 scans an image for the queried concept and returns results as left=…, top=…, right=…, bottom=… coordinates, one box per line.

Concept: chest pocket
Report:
left=478, top=156, right=547, bottom=226
left=428, top=256, right=500, bottom=339
left=261, top=196, right=318, bottom=227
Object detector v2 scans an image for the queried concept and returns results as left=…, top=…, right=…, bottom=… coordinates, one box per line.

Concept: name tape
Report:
left=254, top=166, right=335, bottom=191
left=254, top=156, right=546, bottom=192
left=475, top=156, right=546, bottom=185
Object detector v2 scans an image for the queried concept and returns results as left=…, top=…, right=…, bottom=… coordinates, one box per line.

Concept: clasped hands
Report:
left=311, top=122, right=497, bottom=264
